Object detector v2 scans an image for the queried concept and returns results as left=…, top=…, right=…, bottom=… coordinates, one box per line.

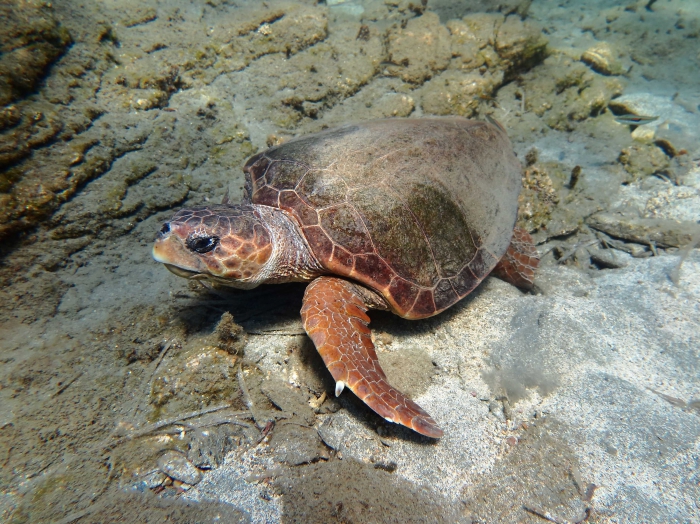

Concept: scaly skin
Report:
left=491, top=227, right=539, bottom=290
left=301, top=276, right=443, bottom=438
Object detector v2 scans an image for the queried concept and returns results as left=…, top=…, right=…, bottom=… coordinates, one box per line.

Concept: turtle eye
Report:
left=159, top=223, right=170, bottom=235
left=186, top=234, right=219, bottom=254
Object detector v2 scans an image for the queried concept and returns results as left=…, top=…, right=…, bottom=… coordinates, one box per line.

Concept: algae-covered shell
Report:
left=243, top=117, right=522, bottom=319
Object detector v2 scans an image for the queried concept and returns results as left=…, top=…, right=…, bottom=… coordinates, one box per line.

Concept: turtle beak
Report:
left=152, top=235, right=178, bottom=265
left=153, top=224, right=218, bottom=284
left=153, top=240, right=206, bottom=280
left=162, top=263, right=202, bottom=279
left=153, top=232, right=198, bottom=275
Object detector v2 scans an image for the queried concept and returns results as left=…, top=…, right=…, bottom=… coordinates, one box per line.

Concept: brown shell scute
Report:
left=318, top=204, right=372, bottom=255
left=279, top=190, right=318, bottom=225
left=299, top=171, right=348, bottom=207
left=244, top=117, right=522, bottom=319
left=404, top=183, right=477, bottom=278
left=350, top=185, right=435, bottom=287
left=452, top=264, right=480, bottom=296
left=268, top=160, right=310, bottom=190
left=434, top=278, right=459, bottom=311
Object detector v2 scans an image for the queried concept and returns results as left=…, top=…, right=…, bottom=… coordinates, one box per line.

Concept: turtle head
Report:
left=153, top=204, right=274, bottom=289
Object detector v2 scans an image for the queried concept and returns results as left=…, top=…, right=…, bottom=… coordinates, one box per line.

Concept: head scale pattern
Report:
left=153, top=204, right=274, bottom=286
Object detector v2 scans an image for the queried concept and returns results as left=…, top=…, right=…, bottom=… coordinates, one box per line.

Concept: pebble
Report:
left=157, top=450, right=203, bottom=486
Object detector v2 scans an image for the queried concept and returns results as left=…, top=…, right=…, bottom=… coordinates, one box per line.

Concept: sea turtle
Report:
left=153, top=117, right=539, bottom=438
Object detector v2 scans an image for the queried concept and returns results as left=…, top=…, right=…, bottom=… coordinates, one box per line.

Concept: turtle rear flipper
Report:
left=301, top=276, right=443, bottom=438
left=492, top=226, right=539, bottom=290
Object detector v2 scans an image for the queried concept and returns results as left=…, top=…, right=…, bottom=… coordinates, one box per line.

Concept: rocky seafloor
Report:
left=0, top=0, right=698, bottom=522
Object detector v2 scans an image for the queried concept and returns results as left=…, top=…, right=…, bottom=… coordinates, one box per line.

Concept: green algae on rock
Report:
left=420, top=69, right=503, bottom=117
left=587, top=213, right=700, bottom=249
left=495, top=14, right=549, bottom=78
left=617, top=143, right=671, bottom=181
left=581, top=41, right=626, bottom=76
left=386, top=12, right=452, bottom=84
left=517, top=161, right=561, bottom=234
left=0, top=2, right=321, bottom=242
left=0, top=0, right=71, bottom=106
left=149, top=320, right=246, bottom=421
left=419, top=13, right=547, bottom=118
left=516, top=54, right=624, bottom=131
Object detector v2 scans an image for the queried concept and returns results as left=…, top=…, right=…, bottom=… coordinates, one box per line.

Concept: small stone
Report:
left=589, top=248, right=628, bottom=269
left=608, top=98, right=637, bottom=115
left=158, top=450, right=203, bottom=485
left=267, top=134, right=288, bottom=147
left=587, top=213, right=700, bottom=248
left=581, top=42, right=625, bottom=76
left=617, top=144, right=670, bottom=180
left=631, top=125, right=655, bottom=144
left=376, top=93, right=415, bottom=118
left=654, top=122, right=696, bottom=158
left=600, top=237, right=648, bottom=258
left=375, top=332, right=394, bottom=345
left=138, top=471, right=168, bottom=490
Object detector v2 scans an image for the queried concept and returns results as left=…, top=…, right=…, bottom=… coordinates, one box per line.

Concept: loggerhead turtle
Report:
left=153, top=117, right=539, bottom=438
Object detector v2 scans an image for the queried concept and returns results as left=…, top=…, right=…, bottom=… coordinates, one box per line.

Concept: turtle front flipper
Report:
left=301, top=276, right=443, bottom=438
